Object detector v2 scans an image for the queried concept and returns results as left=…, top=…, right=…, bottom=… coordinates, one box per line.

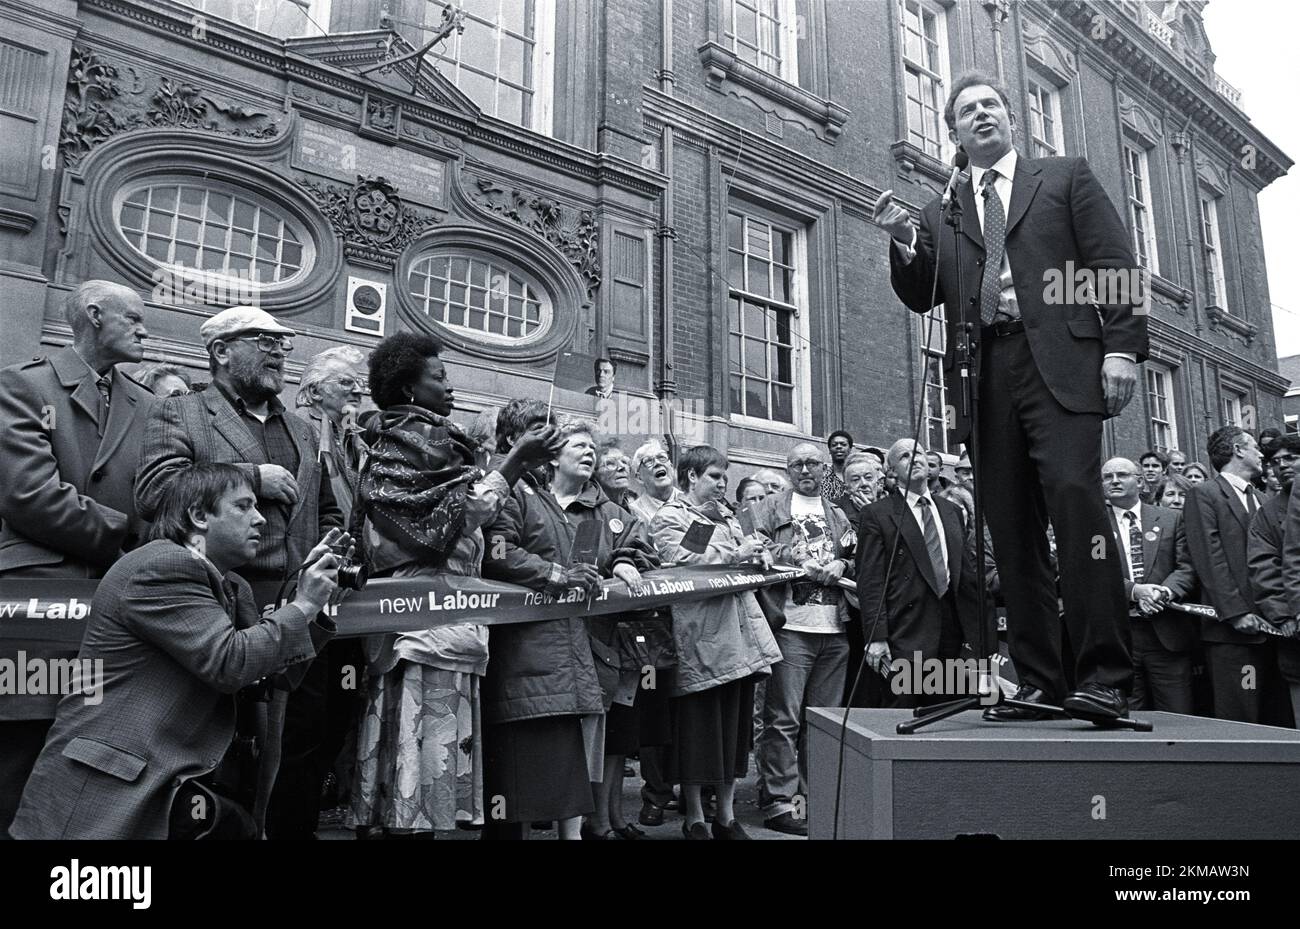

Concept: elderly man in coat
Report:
left=9, top=464, right=343, bottom=839
left=135, top=306, right=344, bottom=839
left=0, top=280, right=152, bottom=833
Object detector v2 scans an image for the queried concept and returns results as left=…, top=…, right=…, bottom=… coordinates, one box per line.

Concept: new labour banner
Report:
left=0, top=564, right=805, bottom=646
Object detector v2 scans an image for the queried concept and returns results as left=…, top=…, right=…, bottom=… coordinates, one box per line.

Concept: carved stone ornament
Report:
left=469, top=176, right=601, bottom=302
left=297, top=174, right=440, bottom=268
left=59, top=45, right=279, bottom=169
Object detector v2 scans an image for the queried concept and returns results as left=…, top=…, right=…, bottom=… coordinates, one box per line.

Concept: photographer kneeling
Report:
left=9, top=463, right=343, bottom=840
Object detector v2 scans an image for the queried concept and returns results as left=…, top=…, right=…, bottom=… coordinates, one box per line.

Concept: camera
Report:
left=337, top=557, right=369, bottom=591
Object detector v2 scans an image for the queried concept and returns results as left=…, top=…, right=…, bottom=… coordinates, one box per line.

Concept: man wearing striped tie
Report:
left=856, top=440, right=984, bottom=709
left=1101, top=457, right=1198, bottom=713
left=872, top=72, right=1146, bottom=724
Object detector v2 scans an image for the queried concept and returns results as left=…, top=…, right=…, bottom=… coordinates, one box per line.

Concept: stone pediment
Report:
left=285, top=30, right=480, bottom=121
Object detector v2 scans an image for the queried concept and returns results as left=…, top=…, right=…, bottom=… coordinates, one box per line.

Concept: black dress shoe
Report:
left=1064, top=683, right=1128, bottom=723
left=711, top=819, right=750, bottom=840
left=982, top=685, right=1060, bottom=722
left=638, top=801, right=665, bottom=827
left=682, top=821, right=711, bottom=840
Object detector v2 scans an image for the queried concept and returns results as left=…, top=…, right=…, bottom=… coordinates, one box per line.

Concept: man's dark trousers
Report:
left=977, top=330, right=1132, bottom=702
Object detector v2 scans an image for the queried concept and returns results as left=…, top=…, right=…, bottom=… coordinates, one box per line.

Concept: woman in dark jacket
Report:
left=345, top=334, right=560, bottom=838
left=480, top=407, right=651, bottom=838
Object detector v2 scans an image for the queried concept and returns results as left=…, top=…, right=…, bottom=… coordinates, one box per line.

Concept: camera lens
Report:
left=337, top=562, right=368, bottom=591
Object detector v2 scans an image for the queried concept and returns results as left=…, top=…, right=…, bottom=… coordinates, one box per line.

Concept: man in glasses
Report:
left=752, top=442, right=856, bottom=836
left=136, top=306, right=345, bottom=838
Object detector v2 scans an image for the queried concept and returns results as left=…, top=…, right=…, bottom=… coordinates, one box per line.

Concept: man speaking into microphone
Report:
left=871, top=72, right=1148, bottom=723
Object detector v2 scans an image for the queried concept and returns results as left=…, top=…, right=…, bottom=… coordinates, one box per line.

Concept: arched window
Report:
left=115, top=180, right=312, bottom=286
left=407, top=250, right=552, bottom=344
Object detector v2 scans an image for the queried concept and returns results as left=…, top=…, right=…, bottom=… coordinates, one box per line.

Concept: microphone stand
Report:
left=895, top=178, right=1151, bottom=734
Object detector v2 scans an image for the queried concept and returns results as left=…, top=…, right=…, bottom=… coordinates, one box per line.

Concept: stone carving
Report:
left=59, top=45, right=279, bottom=168
left=298, top=174, right=439, bottom=268
left=469, top=176, right=601, bottom=301
left=60, top=46, right=134, bottom=167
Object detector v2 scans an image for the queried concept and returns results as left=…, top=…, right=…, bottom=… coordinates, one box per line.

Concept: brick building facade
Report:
left=0, top=0, right=1290, bottom=474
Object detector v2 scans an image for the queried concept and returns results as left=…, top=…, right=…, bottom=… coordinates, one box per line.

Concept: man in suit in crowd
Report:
left=9, top=464, right=343, bottom=839
left=856, top=440, right=987, bottom=709
left=135, top=306, right=344, bottom=839
left=1101, top=457, right=1198, bottom=713
left=1248, top=435, right=1300, bottom=725
left=1184, top=426, right=1294, bottom=726
left=0, top=280, right=153, bottom=833
left=873, top=71, right=1145, bottom=723
left=1138, top=450, right=1169, bottom=506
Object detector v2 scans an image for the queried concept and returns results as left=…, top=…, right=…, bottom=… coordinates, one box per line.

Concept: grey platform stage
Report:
left=808, top=708, right=1300, bottom=839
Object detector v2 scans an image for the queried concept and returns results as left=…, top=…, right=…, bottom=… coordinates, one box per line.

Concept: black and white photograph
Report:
left=0, top=0, right=1296, bottom=908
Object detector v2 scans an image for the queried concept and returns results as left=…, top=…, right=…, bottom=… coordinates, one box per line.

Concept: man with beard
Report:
left=136, top=306, right=343, bottom=837
left=1247, top=434, right=1300, bottom=724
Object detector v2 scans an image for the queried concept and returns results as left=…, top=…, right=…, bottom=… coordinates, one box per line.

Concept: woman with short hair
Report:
left=650, top=444, right=782, bottom=840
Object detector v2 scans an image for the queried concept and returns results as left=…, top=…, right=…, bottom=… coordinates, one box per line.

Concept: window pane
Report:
left=746, top=380, right=769, bottom=420
left=744, top=337, right=767, bottom=377
left=730, top=374, right=744, bottom=414
left=728, top=213, right=743, bottom=250
left=119, top=204, right=145, bottom=232
left=743, top=303, right=765, bottom=338
left=458, top=68, right=497, bottom=114
left=232, top=199, right=256, bottom=231
left=499, top=34, right=529, bottom=85
left=497, top=85, right=525, bottom=126
left=747, top=257, right=770, bottom=297
left=736, top=2, right=757, bottom=45
left=179, top=187, right=205, bottom=218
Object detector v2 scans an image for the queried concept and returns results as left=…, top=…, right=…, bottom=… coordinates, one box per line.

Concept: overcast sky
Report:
left=1201, top=0, right=1300, bottom=360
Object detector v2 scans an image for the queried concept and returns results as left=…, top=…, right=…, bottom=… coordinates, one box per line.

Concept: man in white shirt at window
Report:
left=872, top=71, right=1146, bottom=725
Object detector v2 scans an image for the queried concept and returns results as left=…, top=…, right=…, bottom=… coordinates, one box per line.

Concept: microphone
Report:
left=941, top=149, right=969, bottom=211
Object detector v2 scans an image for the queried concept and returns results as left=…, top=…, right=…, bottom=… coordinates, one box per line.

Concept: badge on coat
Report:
left=1144, top=530, right=1159, bottom=542
left=609, top=518, right=624, bottom=534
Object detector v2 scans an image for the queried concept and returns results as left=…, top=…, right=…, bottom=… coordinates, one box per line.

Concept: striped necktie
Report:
left=979, top=169, right=1006, bottom=326
left=916, top=497, right=949, bottom=597
left=1124, top=510, right=1144, bottom=583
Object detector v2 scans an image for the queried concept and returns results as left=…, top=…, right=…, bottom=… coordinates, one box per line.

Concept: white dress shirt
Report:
left=892, top=147, right=1135, bottom=362
left=1219, top=471, right=1259, bottom=515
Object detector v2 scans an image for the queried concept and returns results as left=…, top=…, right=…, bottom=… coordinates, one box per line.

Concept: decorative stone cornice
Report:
left=1047, top=1, right=1290, bottom=187
left=1021, top=15, right=1077, bottom=79
left=696, top=41, right=849, bottom=142
left=1148, top=316, right=1285, bottom=393
left=1206, top=305, right=1258, bottom=344
left=0, top=208, right=37, bottom=234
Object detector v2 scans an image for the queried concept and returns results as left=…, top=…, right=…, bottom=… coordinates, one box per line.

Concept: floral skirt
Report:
left=347, top=661, right=483, bottom=832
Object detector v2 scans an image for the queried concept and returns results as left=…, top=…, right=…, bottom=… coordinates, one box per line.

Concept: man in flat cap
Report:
left=0, top=280, right=153, bottom=833
left=136, top=306, right=344, bottom=838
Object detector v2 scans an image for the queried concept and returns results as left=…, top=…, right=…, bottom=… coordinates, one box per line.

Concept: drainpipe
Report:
left=984, top=0, right=1010, bottom=83
left=658, top=0, right=677, bottom=415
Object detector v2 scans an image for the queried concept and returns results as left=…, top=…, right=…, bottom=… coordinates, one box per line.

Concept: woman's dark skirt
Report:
left=604, top=680, right=672, bottom=756
left=668, top=676, right=757, bottom=786
left=482, top=715, right=594, bottom=823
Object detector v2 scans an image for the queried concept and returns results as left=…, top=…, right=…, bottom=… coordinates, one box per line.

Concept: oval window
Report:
left=407, top=251, right=552, bottom=344
left=115, top=181, right=311, bottom=287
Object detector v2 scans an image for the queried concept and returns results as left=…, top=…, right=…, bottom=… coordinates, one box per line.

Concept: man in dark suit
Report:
left=873, top=71, right=1145, bottom=723
left=9, top=464, right=342, bottom=839
left=1246, top=435, right=1300, bottom=725
left=1184, top=426, right=1293, bottom=726
left=0, top=280, right=153, bottom=833
left=856, top=440, right=990, bottom=708
left=1101, top=457, right=1198, bottom=713
left=136, top=306, right=344, bottom=839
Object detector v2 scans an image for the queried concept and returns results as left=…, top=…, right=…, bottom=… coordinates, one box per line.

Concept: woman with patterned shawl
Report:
left=346, top=333, right=560, bottom=837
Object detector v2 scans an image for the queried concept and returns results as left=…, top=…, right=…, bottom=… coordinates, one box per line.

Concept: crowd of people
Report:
left=2, top=281, right=1300, bottom=842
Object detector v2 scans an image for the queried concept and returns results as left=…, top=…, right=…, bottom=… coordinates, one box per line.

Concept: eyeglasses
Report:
left=789, top=460, right=825, bottom=472
left=640, top=454, right=671, bottom=468
left=230, top=333, right=294, bottom=354
left=328, top=374, right=364, bottom=392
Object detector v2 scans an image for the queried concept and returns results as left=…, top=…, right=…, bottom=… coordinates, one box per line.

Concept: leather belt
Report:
left=982, top=318, right=1025, bottom=338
